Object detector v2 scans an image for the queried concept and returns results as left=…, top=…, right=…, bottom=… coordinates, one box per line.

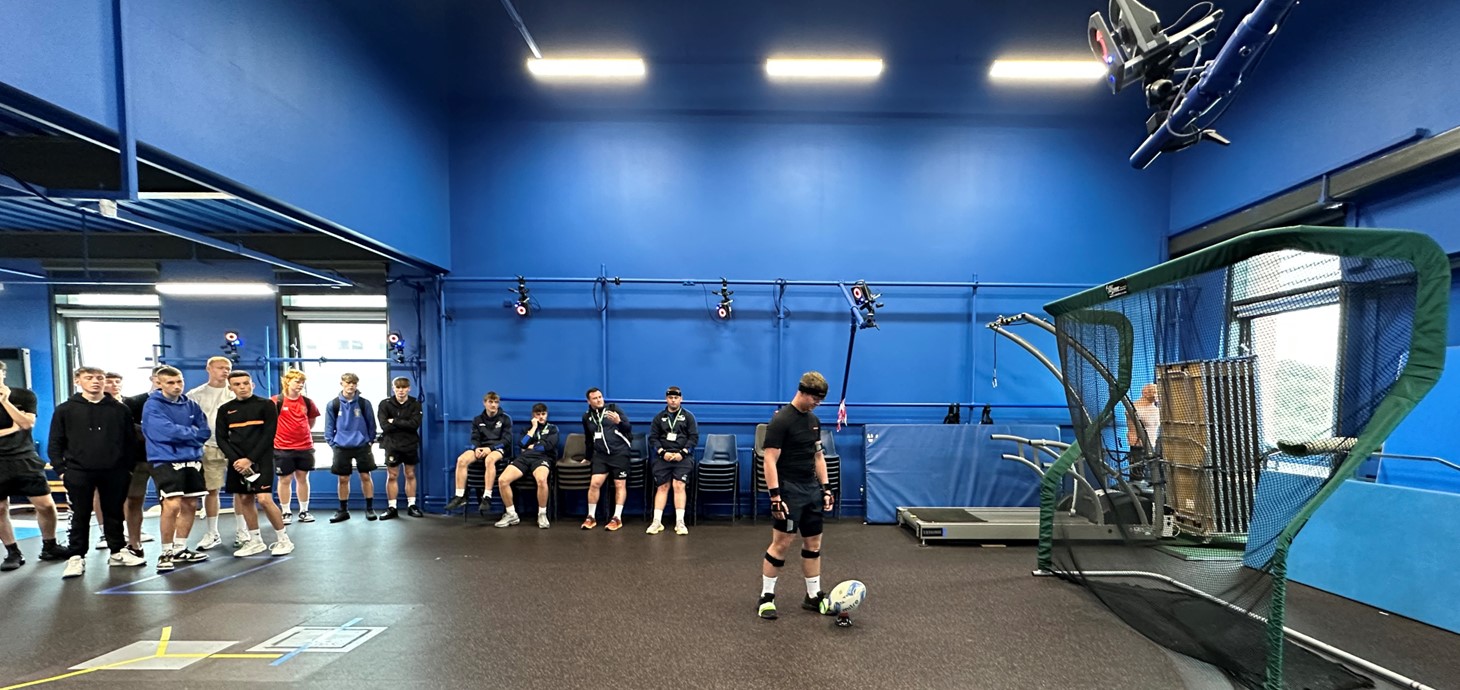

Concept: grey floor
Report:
left=0, top=512, right=1452, bottom=689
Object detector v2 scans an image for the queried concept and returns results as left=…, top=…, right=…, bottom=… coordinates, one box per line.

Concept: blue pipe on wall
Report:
left=443, top=275, right=1088, bottom=290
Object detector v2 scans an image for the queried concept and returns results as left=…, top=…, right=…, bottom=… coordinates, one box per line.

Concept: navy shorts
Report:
left=384, top=448, right=419, bottom=467
left=331, top=445, right=377, bottom=475
left=771, top=480, right=825, bottom=537
left=274, top=449, right=316, bottom=475
left=651, top=457, right=693, bottom=485
left=591, top=452, right=630, bottom=479
left=510, top=457, right=551, bottom=476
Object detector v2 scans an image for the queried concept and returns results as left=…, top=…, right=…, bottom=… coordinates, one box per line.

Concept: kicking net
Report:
left=1036, top=227, right=1447, bottom=690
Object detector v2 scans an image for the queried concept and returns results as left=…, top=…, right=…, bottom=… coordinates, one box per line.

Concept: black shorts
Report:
left=651, top=457, right=693, bottom=485
left=771, top=480, right=825, bottom=537
left=274, top=449, right=316, bottom=475
left=510, top=457, right=551, bottom=476
left=153, top=461, right=208, bottom=499
left=331, top=445, right=377, bottom=475
left=591, top=452, right=630, bottom=479
left=0, top=470, right=50, bottom=498
left=384, top=448, right=419, bottom=467
left=225, top=460, right=277, bottom=495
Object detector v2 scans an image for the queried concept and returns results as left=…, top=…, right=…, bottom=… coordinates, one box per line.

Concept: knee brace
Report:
left=801, top=548, right=821, bottom=559
left=764, top=552, right=786, bottom=568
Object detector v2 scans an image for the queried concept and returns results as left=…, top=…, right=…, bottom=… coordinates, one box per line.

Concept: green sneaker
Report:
left=757, top=594, right=778, bottom=620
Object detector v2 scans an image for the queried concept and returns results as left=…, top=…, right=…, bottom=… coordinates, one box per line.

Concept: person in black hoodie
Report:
left=377, top=377, right=423, bottom=520
left=215, top=371, right=292, bottom=557
left=581, top=387, right=633, bottom=531
left=0, top=361, right=68, bottom=572
left=444, top=391, right=513, bottom=514
left=48, top=366, right=145, bottom=577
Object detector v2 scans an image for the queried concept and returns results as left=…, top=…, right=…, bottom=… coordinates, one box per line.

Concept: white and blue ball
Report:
left=827, top=579, right=867, bottom=614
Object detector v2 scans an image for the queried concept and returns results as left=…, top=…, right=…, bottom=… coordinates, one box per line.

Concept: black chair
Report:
left=627, top=432, right=650, bottom=520
left=551, top=433, right=592, bottom=521
left=751, top=423, right=769, bottom=523
left=821, top=428, right=844, bottom=521
left=694, top=434, right=739, bottom=525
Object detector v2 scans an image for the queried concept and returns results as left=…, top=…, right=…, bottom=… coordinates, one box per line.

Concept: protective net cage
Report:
left=1037, top=227, right=1447, bottom=690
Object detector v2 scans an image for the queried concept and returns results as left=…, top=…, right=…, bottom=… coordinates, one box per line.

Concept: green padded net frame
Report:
left=1036, top=227, right=1447, bottom=690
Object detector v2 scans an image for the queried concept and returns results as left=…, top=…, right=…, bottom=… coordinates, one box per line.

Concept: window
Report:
left=282, top=296, right=388, bottom=466
left=55, top=295, right=162, bottom=400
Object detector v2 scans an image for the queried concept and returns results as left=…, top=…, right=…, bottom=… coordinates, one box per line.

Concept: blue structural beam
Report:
left=112, top=0, right=137, bottom=201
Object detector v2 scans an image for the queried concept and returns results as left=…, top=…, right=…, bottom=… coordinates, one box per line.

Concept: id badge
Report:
left=666, top=432, right=677, bottom=442
left=594, top=432, right=605, bottom=441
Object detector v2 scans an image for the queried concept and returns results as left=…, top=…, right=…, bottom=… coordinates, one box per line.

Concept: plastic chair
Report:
left=694, top=434, right=739, bottom=525
left=821, top=428, right=843, bottom=521
left=552, top=433, right=592, bottom=520
left=627, top=432, right=650, bottom=519
left=751, top=423, right=769, bottom=523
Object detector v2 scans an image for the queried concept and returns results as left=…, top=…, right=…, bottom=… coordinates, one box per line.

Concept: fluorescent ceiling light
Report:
left=765, top=58, right=884, bottom=80
left=155, top=281, right=276, bottom=297
left=137, top=191, right=236, bottom=200
left=283, top=294, right=387, bottom=309
left=526, top=58, right=646, bottom=79
left=988, top=59, right=1106, bottom=82
left=69, top=293, right=161, bottom=307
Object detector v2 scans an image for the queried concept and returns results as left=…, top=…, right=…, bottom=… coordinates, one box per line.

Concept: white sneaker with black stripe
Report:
left=108, top=550, right=146, bottom=567
left=62, top=555, right=86, bottom=579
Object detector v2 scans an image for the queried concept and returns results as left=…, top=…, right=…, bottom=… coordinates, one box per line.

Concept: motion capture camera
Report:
left=715, top=278, right=734, bottom=320
left=851, top=281, right=884, bottom=329
left=387, top=331, right=406, bottom=363
left=1088, top=0, right=1223, bottom=97
left=510, top=276, right=532, bottom=317
left=221, top=331, right=243, bottom=362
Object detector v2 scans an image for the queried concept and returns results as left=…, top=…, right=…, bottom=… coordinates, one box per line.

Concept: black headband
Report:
left=798, top=384, right=828, bottom=397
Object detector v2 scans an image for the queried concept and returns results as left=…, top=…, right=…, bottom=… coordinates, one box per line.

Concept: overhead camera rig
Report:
left=1089, top=0, right=1301, bottom=168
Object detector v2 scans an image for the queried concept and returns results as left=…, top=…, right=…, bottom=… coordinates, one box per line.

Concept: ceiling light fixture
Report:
left=155, top=281, right=277, bottom=297
left=526, top=58, right=646, bottom=79
left=988, top=59, right=1107, bottom=82
left=765, top=58, right=884, bottom=80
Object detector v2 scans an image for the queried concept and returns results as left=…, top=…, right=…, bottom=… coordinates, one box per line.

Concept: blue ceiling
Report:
left=0, top=197, right=311, bottom=235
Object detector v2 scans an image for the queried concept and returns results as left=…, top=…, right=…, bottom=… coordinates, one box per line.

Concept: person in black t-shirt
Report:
left=0, top=361, right=67, bottom=572
left=756, top=371, right=837, bottom=621
left=216, top=371, right=293, bottom=557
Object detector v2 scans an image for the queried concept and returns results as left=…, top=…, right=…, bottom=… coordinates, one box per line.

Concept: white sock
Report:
left=538, top=507, right=548, bottom=517
left=206, top=516, right=219, bottom=535
left=505, top=507, right=518, bottom=517
left=173, top=540, right=187, bottom=552
left=484, top=489, right=492, bottom=499
left=613, top=504, right=624, bottom=519
left=762, top=575, right=777, bottom=596
left=250, top=529, right=262, bottom=542
left=299, top=501, right=309, bottom=512
left=235, top=515, right=249, bottom=532
left=806, top=576, right=821, bottom=597
left=276, top=527, right=288, bottom=538
left=388, top=499, right=398, bottom=509
left=675, top=509, right=686, bottom=525
left=407, top=497, right=417, bottom=506
left=454, top=488, right=465, bottom=497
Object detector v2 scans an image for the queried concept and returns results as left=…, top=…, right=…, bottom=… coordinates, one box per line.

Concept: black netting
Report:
left=1047, top=247, right=1425, bottom=690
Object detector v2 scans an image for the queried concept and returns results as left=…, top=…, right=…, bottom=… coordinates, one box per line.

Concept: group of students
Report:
left=442, top=384, right=700, bottom=535
left=2, top=359, right=841, bottom=622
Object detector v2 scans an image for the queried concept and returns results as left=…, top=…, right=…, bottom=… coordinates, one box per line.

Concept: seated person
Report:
left=445, top=392, right=512, bottom=514
left=495, top=403, right=556, bottom=529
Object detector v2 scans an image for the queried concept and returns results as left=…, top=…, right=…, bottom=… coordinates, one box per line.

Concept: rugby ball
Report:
left=827, top=579, right=866, bottom=614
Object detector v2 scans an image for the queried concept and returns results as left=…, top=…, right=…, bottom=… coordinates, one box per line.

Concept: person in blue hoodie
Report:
left=141, top=365, right=213, bottom=573
left=324, top=373, right=377, bottom=524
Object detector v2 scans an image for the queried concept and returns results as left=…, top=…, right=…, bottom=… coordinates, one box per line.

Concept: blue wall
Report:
left=1167, top=0, right=1460, bottom=238
left=0, top=270, right=56, bottom=460
left=443, top=113, right=1171, bottom=513
left=156, top=261, right=279, bottom=390
left=0, top=0, right=453, bottom=269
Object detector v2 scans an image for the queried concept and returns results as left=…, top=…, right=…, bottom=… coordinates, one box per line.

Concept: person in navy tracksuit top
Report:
left=141, top=365, right=213, bottom=573
left=324, top=372, right=377, bottom=524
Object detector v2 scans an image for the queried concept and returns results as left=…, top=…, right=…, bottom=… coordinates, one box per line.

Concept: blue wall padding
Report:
left=1377, top=458, right=1460, bottom=494
left=863, top=423, right=1059, bottom=524
left=1289, top=480, right=1460, bottom=634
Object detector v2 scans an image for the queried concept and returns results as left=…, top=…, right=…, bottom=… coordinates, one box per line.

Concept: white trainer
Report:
left=269, top=539, right=295, bottom=556
left=494, top=512, right=520, bottom=528
left=108, top=550, right=146, bottom=567
left=232, top=540, right=267, bottom=557
left=196, top=532, right=223, bottom=551
left=674, top=524, right=689, bottom=536
left=62, top=555, right=86, bottom=578
left=645, top=522, right=665, bottom=535
left=537, top=514, right=550, bottom=529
